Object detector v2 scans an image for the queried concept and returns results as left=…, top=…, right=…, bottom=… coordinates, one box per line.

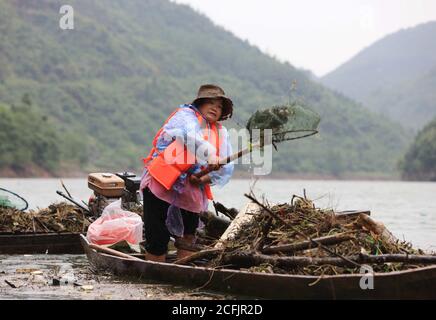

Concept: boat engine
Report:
left=87, top=172, right=141, bottom=217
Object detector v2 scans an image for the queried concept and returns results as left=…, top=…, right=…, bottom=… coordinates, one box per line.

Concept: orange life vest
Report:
left=143, top=107, right=222, bottom=200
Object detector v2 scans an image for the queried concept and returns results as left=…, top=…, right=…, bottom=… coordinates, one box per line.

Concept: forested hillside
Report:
left=401, top=117, right=436, bottom=181
left=0, top=0, right=410, bottom=177
left=322, top=21, right=436, bottom=130
left=364, top=66, right=436, bottom=130
left=0, top=96, right=87, bottom=176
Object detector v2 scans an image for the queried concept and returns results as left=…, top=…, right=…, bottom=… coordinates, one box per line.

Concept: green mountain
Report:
left=322, top=21, right=436, bottom=130
left=0, top=96, right=87, bottom=176
left=401, top=117, right=436, bottom=181
left=0, top=0, right=410, bottom=177
left=365, top=66, right=436, bottom=130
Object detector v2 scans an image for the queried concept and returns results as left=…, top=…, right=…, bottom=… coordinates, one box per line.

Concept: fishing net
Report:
left=0, top=188, right=28, bottom=211
left=246, top=102, right=320, bottom=144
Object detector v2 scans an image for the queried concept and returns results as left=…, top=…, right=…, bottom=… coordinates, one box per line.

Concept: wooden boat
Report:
left=80, top=234, right=436, bottom=299
left=0, top=232, right=83, bottom=254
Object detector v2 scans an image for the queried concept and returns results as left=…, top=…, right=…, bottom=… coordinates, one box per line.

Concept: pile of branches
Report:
left=177, top=193, right=433, bottom=276
left=0, top=202, right=89, bottom=234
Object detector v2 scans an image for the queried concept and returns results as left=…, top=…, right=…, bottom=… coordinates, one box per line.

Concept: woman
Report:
left=140, top=84, right=234, bottom=262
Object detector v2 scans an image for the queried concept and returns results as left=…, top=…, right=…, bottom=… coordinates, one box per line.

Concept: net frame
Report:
left=245, top=103, right=321, bottom=145
left=0, top=188, right=29, bottom=211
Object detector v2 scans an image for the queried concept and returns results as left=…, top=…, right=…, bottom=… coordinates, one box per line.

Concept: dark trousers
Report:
left=142, top=188, right=199, bottom=255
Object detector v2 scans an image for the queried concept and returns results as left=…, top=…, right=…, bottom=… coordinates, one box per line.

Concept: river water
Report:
left=1, top=178, right=436, bottom=299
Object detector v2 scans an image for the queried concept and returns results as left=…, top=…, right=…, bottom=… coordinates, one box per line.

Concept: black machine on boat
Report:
left=87, top=171, right=142, bottom=217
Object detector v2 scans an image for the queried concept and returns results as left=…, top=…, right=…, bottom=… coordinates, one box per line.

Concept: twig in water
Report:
left=60, top=180, right=73, bottom=199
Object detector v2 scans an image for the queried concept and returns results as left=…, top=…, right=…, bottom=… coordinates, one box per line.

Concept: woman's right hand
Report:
left=207, top=155, right=221, bottom=172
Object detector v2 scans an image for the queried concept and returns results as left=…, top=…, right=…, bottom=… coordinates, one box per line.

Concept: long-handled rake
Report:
left=194, top=102, right=321, bottom=178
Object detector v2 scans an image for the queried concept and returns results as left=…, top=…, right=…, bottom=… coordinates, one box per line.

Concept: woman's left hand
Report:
left=189, top=174, right=212, bottom=186
left=189, top=175, right=203, bottom=186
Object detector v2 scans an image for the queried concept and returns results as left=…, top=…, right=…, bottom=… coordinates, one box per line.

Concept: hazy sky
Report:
left=172, top=0, right=436, bottom=76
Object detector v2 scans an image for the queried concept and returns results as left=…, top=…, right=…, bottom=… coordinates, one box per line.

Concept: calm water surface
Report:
left=1, top=178, right=435, bottom=250
left=1, top=178, right=435, bottom=299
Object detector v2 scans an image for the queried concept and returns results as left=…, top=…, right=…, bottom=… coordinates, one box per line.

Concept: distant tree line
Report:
left=400, top=117, right=436, bottom=181
left=0, top=95, right=88, bottom=175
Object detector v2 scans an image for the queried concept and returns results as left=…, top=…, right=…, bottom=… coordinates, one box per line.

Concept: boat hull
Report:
left=80, top=235, right=436, bottom=299
left=0, top=232, right=83, bottom=254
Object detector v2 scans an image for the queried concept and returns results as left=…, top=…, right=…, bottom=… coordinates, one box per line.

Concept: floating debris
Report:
left=15, top=268, right=41, bottom=274
left=0, top=202, right=90, bottom=234
left=4, top=280, right=18, bottom=288
left=81, top=285, right=94, bottom=291
left=185, top=193, right=429, bottom=276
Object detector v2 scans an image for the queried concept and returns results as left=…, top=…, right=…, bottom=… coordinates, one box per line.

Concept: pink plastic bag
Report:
left=86, top=200, right=143, bottom=245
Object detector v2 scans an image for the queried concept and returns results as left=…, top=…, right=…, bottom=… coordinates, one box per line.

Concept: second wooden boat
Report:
left=0, top=232, right=83, bottom=254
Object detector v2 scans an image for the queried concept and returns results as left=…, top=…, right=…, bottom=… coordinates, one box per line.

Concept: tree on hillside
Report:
left=400, top=118, right=436, bottom=181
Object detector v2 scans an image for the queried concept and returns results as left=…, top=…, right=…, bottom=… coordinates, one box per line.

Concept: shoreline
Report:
left=0, top=170, right=404, bottom=181
left=2, top=165, right=428, bottom=182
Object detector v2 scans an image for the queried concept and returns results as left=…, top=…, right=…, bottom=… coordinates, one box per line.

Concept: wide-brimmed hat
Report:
left=192, top=84, right=233, bottom=120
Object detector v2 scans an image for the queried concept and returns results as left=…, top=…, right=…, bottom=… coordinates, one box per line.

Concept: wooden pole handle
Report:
left=193, top=142, right=262, bottom=179
left=89, top=243, right=143, bottom=262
